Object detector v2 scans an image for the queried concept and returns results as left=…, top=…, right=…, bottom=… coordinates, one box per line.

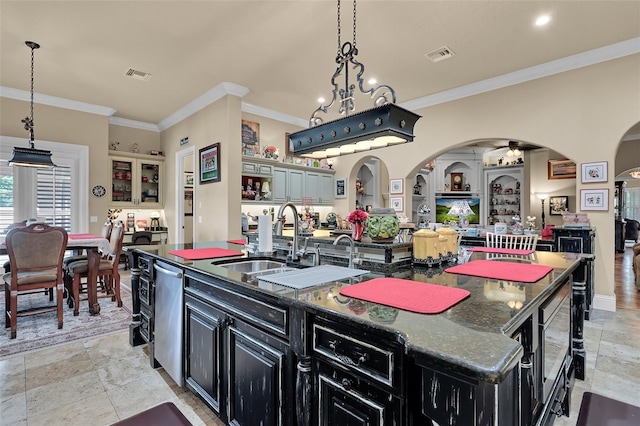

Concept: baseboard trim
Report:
left=593, top=294, right=616, bottom=312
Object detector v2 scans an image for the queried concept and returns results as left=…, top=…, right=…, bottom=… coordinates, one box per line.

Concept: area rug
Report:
left=0, top=283, right=132, bottom=358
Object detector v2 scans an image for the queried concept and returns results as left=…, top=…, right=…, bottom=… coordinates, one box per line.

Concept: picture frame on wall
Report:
left=184, top=172, right=194, bottom=188
left=241, top=120, right=260, bottom=157
left=390, top=178, right=404, bottom=194
left=199, top=143, right=221, bottom=184
left=390, top=196, right=404, bottom=212
left=581, top=161, right=608, bottom=183
left=549, top=196, right=569, bottom=215
left=335, top=177, right=347, bottom=199
left=548, top=159, right=576, bottom=180
left=580, top=188, right=609, bottom=211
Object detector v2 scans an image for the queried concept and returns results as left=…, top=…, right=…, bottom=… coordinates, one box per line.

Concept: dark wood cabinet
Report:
left=184, top=272, right=292, bottom=426
left=227, top=321, right=288, bottom=426
left=313, top=317, right=405, bottom=426
left=185, top=294, right=224, bottom=414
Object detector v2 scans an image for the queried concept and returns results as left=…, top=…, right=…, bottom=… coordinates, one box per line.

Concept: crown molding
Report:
left=157, top=82, right=250, bottom=131
left=0, top=86, right=116, bottom=116
left=3, top=38, right=638, bottom=132
left=401, top=37, right=640, bottom=112
left=623, top=133, right=640, bottom=142
left=241, top=102, right=308, bottom=128
left=109, top=116, right=160, bottom=132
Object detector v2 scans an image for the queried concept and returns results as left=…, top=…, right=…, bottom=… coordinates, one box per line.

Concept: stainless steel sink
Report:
left=217, top=259, right=287, bottom=273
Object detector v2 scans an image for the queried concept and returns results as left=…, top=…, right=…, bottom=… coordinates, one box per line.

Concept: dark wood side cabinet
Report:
left=552, top=227, right=596, bottom=319
left=184, top=271, right=294, bottom=426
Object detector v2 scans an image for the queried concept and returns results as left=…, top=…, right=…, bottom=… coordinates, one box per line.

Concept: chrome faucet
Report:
left=333, top=234, right=358, bottom=269
left=299, top=237, right=321, bottom=266
left=275, top=201, right=300, bottom=261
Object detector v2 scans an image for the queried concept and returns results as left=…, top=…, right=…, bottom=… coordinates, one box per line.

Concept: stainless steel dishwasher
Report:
left=153, top=260, right=184, bottom=386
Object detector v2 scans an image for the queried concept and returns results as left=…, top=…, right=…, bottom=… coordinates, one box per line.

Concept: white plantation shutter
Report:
left=0, top=158, right=14, bottom=236
left=37, top=165, right=72, bottom=231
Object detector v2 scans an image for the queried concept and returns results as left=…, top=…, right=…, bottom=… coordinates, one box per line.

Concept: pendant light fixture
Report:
left=289, top=0, right=421, bottom=159
left=8, top=41, right=56, bottom=168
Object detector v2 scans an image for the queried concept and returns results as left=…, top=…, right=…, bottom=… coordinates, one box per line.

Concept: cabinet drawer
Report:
left=242, top=162, right=257, bottom=174
left=185, top=273, right=289, bottom=338
left=313, top=321, right=400, bottom=388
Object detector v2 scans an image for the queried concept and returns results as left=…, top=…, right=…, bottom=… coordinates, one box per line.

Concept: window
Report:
left=0, top=136, right=88, bottom=234
left=623, top=187, right=640, bottom=221
left=37, top=165, right=72, bottom=231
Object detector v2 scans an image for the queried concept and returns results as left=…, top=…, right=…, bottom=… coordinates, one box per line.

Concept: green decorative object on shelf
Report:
left=365, top=208, right=400, bottom=242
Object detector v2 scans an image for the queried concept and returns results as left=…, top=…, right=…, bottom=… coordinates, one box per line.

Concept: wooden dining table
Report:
left=1, top=232, right=111, bottom=315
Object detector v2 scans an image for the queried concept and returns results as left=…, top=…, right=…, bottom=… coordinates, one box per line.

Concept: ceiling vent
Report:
left=425, top=46, right=455, bottom=63
left=124, top=68, right=152, bottom=81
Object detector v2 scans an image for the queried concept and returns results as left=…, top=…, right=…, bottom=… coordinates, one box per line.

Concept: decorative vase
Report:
left=352, top=222, right=364, bottom=241
left=365, top=208, right=400, bottom=243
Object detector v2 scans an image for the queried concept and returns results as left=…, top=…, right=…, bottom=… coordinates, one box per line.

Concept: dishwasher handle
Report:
left=154, top=263, right=183, bottom=279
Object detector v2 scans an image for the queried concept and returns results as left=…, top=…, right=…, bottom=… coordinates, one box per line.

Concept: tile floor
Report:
left=1, top=307, right=638, bottom=425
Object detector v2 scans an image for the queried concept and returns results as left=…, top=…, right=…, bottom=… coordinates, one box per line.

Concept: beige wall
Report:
left=330, top=54, right=640, bottom=311
left=108, top=124, right=161, bottom=155
left=1, top=97, right=110, bottom=235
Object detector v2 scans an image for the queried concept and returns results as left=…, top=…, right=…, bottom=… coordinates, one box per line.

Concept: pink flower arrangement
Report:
left=346, top=209, right=368, bottom=224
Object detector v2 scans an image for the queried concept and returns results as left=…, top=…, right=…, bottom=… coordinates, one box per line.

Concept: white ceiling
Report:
left=1, top=1, right=639, bottom=133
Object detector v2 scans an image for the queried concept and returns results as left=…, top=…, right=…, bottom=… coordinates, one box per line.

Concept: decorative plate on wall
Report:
left=92, top=185, right=106, bottom=198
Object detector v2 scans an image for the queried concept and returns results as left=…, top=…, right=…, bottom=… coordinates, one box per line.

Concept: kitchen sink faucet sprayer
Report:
left=275, top=202, right=300, bottom=262
left=333, top=234, right=358, bottom=269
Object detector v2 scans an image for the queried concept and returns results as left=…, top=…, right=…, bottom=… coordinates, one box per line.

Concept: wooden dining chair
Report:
left=485, top=232, right=538, bottom=250
left=2, top=223, right=68, bottom=339
left=65, top=221, right=125, bottom=316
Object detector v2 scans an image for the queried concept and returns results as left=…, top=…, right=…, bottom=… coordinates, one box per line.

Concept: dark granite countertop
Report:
left=133, top=241, right=582, bottom=383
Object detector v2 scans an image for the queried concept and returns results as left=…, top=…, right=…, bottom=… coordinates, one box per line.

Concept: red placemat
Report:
left=69, top=233, right=100, bottom=240
left=227, top=239, right=246, bottom=245
left=467, top=247, right=535, bottom=255
left=168, top=248, right=244, bottom=260
left=339, top=278, right=470, bottom=314
left=446, top=260, right=553, bottom=283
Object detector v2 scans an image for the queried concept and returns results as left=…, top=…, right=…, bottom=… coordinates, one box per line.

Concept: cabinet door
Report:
left=272, top=168, right=288, bottom=203
left=185, top=298, right=224, bottom=414
left=227, top=324, right=287, bottom=426
left=289, top=169, right=304, bottom=203
left=273, top=168, right=304, bottom=203
left=110, top=155, right=163, bottom=208
left=110, top=157, right=135, bottom=206
left=318, top=173, right=334, bottom=204
left=138, top=159, right=162, bottom=207
left=305, top=171, right=321, bottom=203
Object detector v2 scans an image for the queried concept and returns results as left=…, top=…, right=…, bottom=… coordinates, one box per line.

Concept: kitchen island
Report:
left=128, top=239, right=587, bottom=426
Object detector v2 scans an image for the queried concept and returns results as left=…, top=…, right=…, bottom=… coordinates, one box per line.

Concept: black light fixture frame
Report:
left=8, top=41, right=56, bottom=169
left=289, top=0, right=420, bottom=158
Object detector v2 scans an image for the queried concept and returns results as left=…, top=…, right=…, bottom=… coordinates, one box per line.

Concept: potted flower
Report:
left=347, top=209, right=368, bottom=241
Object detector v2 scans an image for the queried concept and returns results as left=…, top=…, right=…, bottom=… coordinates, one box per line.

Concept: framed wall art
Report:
left=335, top=177, right=347, bottom=199
left=199, top=143, right=221, bottom=184
left=390, top=178, right=404, bottom=194
left=548, top=159, right=576, bottom=180
left=581, top=161, right=608, bottom=183
left=241, top=120, right=260, bottom=157
left=390, top=196, right=404, bottom=212
left=184, top=171, right=194, bottom=188
left=580, top=188, right=609, bottom=211
left=549, top=195, right=569, bottom=215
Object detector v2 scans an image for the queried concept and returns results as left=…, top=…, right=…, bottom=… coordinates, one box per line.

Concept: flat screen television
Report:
left=434, top=197, right=481, bottom=224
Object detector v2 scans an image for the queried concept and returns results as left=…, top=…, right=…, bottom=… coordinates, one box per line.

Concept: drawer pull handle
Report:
left=341, top=378, right=352, bottom=390
left=328, top=340, right=370, bottom=366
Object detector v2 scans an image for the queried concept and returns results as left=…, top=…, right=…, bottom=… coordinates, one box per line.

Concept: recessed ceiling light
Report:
left=535, top=14, right=552, bottom=26
left=368, top=78, right=377, bottom=85
left=317, top=97, right=325, bottom=103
